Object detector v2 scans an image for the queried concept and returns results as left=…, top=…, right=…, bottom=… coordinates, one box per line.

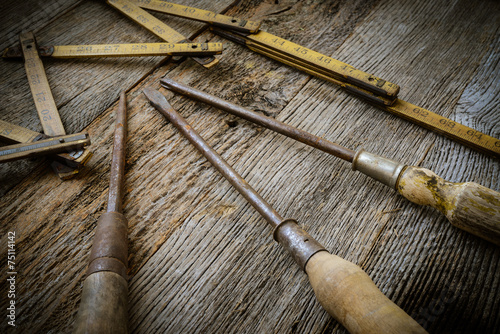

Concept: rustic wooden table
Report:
left=1, top=0, right=499, bottom=333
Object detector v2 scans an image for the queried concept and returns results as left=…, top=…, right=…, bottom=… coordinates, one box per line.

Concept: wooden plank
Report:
left=0, top=0, right=499, bottom=333
left=0, top=0, right=233, bottom=195
left=0, top=0, right=382, bottom=332
left=124, top=0, right=500, bottom=333
left=0, top=0, right=82, bottom=52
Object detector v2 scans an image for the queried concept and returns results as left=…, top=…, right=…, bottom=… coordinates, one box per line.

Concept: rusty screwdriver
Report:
left=74, top=91, right=129, bottom=334
left=160, top=78, right=500, bottom=246
left=143, top=87, right=427, bottom=334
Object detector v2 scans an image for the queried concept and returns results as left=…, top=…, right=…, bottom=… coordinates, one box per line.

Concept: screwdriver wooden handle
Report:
left=306, top=251, right=426, bottom=334
left=397, top=166, right=500, bottom=246
left=74, top=271, right=128, bottom=334
left=145, top=88, right=426, bottom=333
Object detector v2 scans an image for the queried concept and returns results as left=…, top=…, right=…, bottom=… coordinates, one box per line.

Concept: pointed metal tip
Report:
left=142, top=87, right=165, bottom=107
left=142, top=87, right=156, bottom=100
left=143, top=87, right=175, bottom=116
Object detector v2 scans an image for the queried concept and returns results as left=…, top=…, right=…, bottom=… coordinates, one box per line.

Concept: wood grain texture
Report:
left=306, top=251, right=426, bottom=334
left=0, top=0, right=499, bottom=333
left=0, top=0, right=82, bottom=52
left=397, top=166, right=500, bottom=246
left=0, top=0, right=233, bottom=195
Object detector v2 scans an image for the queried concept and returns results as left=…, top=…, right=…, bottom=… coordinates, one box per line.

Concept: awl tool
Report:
left=74, top=91, right=129, bottom=334
left=160, top=79, right=500, bottom=246
left=143, top=87, right=427, bottom=334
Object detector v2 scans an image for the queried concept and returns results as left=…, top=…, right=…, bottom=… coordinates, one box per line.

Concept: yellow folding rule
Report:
left=130, top=0, right=500, bottom=158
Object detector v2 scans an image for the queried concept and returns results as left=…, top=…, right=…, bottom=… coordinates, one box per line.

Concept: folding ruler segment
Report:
left=0, top=133, right=90, bottom=163
left=0, top=119, right=42, bottom=144
left=3, top=42, right=223, bottom=59
left=0, top=120, right=90, bottom=168
left=244, top=31, right=399, bottom=100
left=19, top=32, right=93, bottom=177
left=385, top=100, right=500, bottom=157
left=131, top=0, right=261, bottom=33
left=213, top=28, right=398, bottom=102
left=107, top=0, right=218, bottom=68
left=243, top=40, right=394, bottom=106
left=211, top=28, right=500, bottom=158
left=20, top=32, right=65, bottom=137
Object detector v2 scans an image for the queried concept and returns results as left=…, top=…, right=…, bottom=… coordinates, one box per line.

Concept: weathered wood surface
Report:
left=0, top=0, right=232, bottom=195
left=0, top=0, right=499, bottom=333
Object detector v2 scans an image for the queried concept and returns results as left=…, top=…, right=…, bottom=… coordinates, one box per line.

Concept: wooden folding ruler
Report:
left=106, top=0, right=257, bottom=68
left=3, top=41, right=223, bottom=59
left=130, top=0, right=500, bottom=158
left=2, top=32, right=94, bottom=179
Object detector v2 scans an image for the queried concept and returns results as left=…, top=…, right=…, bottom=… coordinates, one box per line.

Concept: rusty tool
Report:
left=74, top=92, right=129, bottom=334
left=161, top=78, right=500, bottom=246
left=0, top=119, right=90, bottom=168
left=143, top=87, right=427, bottom=334
left=0, top=132, right=90, bottom=163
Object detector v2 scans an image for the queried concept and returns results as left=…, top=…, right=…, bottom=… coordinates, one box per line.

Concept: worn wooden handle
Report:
left=397, top=166, right=500, bottom=246
left=306, top=251, right=426, bottom=334
left=74, top=271, right=128, bottom=334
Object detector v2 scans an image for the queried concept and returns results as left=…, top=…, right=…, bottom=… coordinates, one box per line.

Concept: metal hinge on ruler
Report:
left=0, top=120, right=91, bottom=169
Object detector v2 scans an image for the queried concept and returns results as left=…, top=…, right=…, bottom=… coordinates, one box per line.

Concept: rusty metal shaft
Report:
left=74, top=91, right=129, bottom=334
left=160, top=78, right=355, bottom=162
left=107, top=91, right=128, bottom=213
left=143, top=87, right=284, bottom=228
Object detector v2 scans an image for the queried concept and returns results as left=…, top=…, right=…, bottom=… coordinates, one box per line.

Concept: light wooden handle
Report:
left=306, top=251, right=426, bottom=334
left=397, top=166, right=500, bottom=246
left=74, top=271, right=128, bottom=334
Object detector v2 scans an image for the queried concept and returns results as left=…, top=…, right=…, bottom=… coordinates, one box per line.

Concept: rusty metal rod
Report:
left=108, top=91, right=128, bottom=213
left=160, top=77, right=355, bottom=162
left=160, top=79, right=500, bottom=246
left=142, top=87, right=426, bottom=334
left=74, top=91, right=129, bottom=334
left=143, top=87, right=283, bottom=228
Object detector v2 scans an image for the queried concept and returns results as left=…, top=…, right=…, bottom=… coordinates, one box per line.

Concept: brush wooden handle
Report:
left=397, top=166, right=500, bottom=246
left=306, top=251, right=426, bottom=334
